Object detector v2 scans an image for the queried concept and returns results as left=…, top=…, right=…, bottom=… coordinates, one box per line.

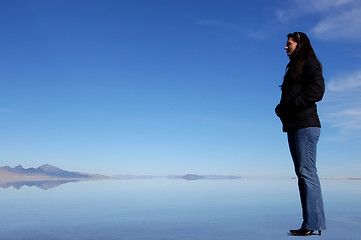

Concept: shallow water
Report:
left=1, top=178, right=360, bottom=240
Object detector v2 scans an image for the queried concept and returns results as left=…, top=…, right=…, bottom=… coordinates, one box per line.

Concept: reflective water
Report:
left=1, top=178, right=360, bottom=240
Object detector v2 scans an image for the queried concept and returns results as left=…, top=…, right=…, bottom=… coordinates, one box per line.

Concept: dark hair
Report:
left=284, top=32, right=322, bottom=84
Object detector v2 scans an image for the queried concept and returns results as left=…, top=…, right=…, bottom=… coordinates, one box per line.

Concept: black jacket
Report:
left=275, top=57, right=325, bottom=132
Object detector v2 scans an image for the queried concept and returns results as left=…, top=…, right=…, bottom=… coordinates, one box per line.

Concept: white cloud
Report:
left=281, top=0, right=357, bottom=14
left=308, top=0, right=355, bottom=11
left=328, top=109, right=361, bottom=130
left=312, top=7, right=361, bottom=40
left=276, top=0, right=361, bottom=40
left=275, top=9, right=291, bottom=23
left=323, top=70, right=361, bottom=136
left=327, top=71, right=361, bottom=92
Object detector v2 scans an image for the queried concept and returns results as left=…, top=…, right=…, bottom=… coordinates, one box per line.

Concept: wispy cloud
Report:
left=327, top=109, right=361, bottom=130
left=197, top=19, right=242, bottom=32
left=197, top=19, right=268, bottom=40
left=312, top=7, right=361, bottom=40
left=306, top=0, right=355, bottom=12
left=323, top=70, right=361, bottom=137
left=328, top=71, right=361, bottom=92
left=276, top=0, right=357, bottom=17
left=276, top=0, right=361, bottom=40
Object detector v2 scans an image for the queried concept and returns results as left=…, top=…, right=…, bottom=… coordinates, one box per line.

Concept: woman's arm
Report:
left=288, top=58, right=325, bottom=110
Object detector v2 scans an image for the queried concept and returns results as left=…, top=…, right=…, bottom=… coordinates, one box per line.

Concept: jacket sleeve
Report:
left=275, top=103, right=284, bottom=117
left=288, top=58, right=325, bottom=110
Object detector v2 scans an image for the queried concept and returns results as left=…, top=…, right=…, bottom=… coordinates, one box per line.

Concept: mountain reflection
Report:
left=0, top=180, right=79, bottom=190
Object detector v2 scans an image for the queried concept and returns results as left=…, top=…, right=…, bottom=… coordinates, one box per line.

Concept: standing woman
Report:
left=276, top=32, right=326, bottom=236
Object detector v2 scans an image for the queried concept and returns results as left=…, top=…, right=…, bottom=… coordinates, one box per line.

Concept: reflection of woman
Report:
left=275, top=32, right=326, bottom=236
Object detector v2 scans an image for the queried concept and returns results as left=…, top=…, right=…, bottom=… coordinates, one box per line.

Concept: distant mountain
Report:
left=0, top=180, right=79, bottom=190
left=0, top=164, right=107, bottom=179
left=180, top=174, right=205, bottom=180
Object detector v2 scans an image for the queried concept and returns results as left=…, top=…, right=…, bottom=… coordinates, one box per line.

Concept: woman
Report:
left=275, top=32, right=326, bottom=236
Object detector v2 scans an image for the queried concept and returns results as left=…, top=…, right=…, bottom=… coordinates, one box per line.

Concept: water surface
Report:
left=1, top=178, right=360, bottom=239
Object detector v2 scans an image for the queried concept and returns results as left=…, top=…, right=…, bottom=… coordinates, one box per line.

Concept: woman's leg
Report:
left=287, top=127, right=326, bottom=230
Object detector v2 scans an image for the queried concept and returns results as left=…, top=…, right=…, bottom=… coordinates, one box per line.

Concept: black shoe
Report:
left=290, top=228, right=321, bottom=236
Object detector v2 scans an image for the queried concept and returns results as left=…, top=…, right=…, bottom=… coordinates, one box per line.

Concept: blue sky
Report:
left=1, top=0, right=360, bottom=177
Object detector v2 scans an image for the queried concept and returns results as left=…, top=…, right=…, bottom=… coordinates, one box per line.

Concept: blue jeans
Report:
left=287, top=127, right=326, bottom=230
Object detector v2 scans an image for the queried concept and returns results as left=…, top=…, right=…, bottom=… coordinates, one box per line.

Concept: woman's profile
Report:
left=275, top=32, right=326, bottom=236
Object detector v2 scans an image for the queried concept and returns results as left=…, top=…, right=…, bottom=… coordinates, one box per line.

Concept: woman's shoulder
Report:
left=305, top=57, right=321, bottom=69
left=304, top=57, right=322, bottom=74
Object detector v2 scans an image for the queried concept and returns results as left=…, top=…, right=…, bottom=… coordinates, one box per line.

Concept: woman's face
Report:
left=285, top=37, right=297, bottom=56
